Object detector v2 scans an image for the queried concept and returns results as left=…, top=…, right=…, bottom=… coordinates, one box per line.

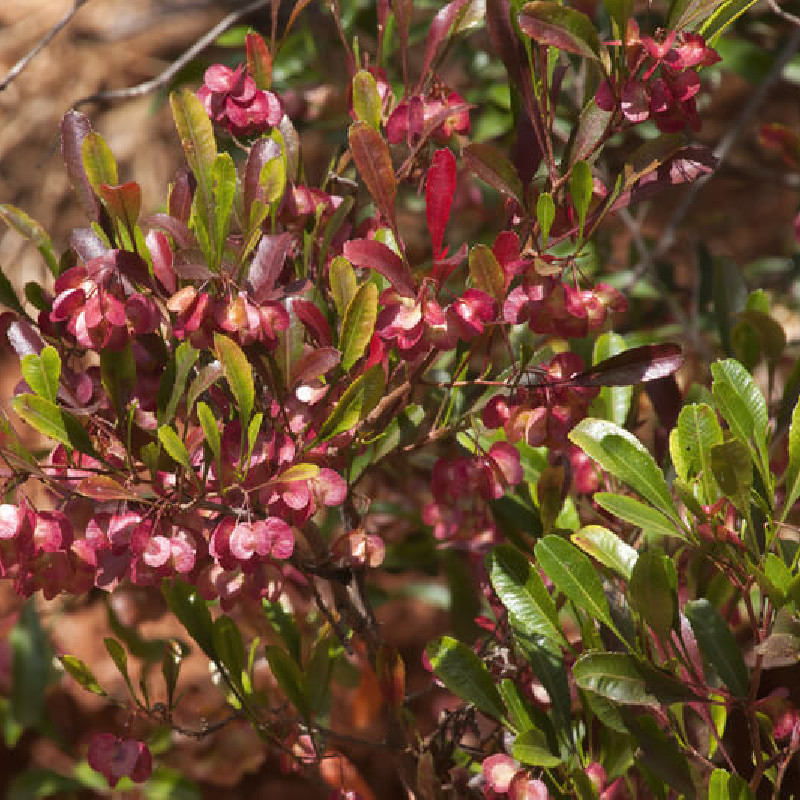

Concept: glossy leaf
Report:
left=708, top=768, right=755, bottom=800
left=81, top=132, right=118, bottom=191
left=594, top=493, right=686, bottom=540
left=158, top=342, right=198, bottom=426
left=536, top=192, right=555, bottom=246
left=569, top=161, right=593, bottom=239
left=196, top=402, right=221, bottom=469
left=426, top=636, right=505, bottom=720
left=684, top=599, right=749, bottom=698
left=487, top=544, right=566, bottom=648
left=330, top=255, right=358, bottom=317
left=245, top=31, right=272, bottom=89
left=315, top=365, right=385, bottom=443
left=59, top=655, right=106, bottom=696
left=340, top=282, right=378, bottom=371
left=571, top=525, right=637, bottom=581
left=103, top=638, right=136, bottom=701
left=158, top=426, right=193, bottom=472
left=348, top=121, right=397, bottom=231
left=710, top=359, right=768, bottom=452
left=12, top=394, right=94, bottom=454
left=569, top=419, right=677, bottom=516
left=263, top=600, right=301, bottom=664
left=213, top=616, right=247, bottom=690
left=672, top=403, right=722, bottom=502
left=534, top=535, right=612, bottom=630
left=782, top=396, right=800, bottom=522
left=343, top=238, right=415, bottom=297
left=463, top=142, right=524, bottom=205
left=20, top=345, right=60, bottom=403
left=214, top=333, right=254, bottom=426
left=710, top=440, right=752, bottom=512
left=469, top=244, right=505, bottom=301
left=518, top=1, right=601, bottom=60
left=426, top=148, right=457, bottom=257
left=352, top=70, right=382, bottom=130
left=265, top=644, right=310, bottom=716
left=578, top=343, right=683, bottom=387
left=512, top=727, right=562, bottom=767
left=212, top=152, right=237, bottom=265
left=162, top=579, right=215, bottom=660
left=249, top=232, right=292, bottom=304
left=629, top=550, right=674, bottom=641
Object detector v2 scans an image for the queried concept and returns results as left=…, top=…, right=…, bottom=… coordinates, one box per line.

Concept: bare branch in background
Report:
left=73, top=0, right=273, bottom=109
left=768, top=0, right=800, bottom=29
left=0, top=0, right=93, bottom=92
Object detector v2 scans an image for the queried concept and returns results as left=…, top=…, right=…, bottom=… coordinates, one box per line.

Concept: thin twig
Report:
left=768, top=0, right=800, bottom=28
left=72, top=0, right=273, bottom=108
left=633, top=27, right=800, bottom=269
left=0, top=0, right=92, bottom=92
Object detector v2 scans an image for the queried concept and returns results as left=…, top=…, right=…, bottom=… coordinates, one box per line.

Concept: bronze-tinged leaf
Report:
left=76, top=476, right=141, bottom=503
left=248, top=232, right=292, bottom=303
left=96, top=182, right=142, bottom=230
left=348, top=122, right=397, bottom=231
left=60, top=110, right=102, bottom=221
left=342, top=239, right=415, bottom=297
left=468, top=244, right=505, bottom=300
left=579, top=344, right=683, bottom=387
left=463, top=143, right=524, bottom=205
left=518, top=1, right=601, bottom=60
left=246, top=32, right=272, bottom=89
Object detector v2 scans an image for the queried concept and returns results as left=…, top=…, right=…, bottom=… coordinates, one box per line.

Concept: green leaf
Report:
left=212, top=153, right=237, bottom=266
left=315, top=364, right=385, bottom=443
left=569, top=419, right=678, bottom=518
left=158, top=343, right=198, bottom=426
left=20, top=346, right=60, bottom=403
left=701, top=0, right=762, bottom=44
left=330, top=256, right=358, bottom=318
left=569, top=161, right=593, bottom=240
left=7, top=768, right=84, bottom=800
left=684, top=599, right=749, bottom=697
left=265, top=644, right=310, bottom=716
left=604, top=0, right=633, bottom=34
left=352, top=70, right=382, bottom=130
left=711, top=359, right=768, bottom=456
left=512, top=727, right=562, bottom=767
left=468, top=244, right=505, bottom=302
left=710, top=440, right=752, bottom=513
left=426, top=636, right=505, bottom=720
left=100, top=344, right=136, bottom=419
left=263, top=600, right=302, bottom=663
left=340, top=282, right=378, bottom=371
left=498, top=678, right=537, bottom=734
left=12, top=395, right=94, bottom=455
left=487, top=544, right=566, bottom=649
left=103, top=638, right=137, bottom=701
left=629, top=550, right=674, bottom=641
left=186, top=362, right=223, bottom=414
left=162, top=579, right=215, bottom=660
left=81, top=132, right=118, bottom=191
left=591, top=332, right=631, bottom=427
left=0, top=205, right=57, bottom=274
left=58, top=655, right=106, bottom=696
left=161, top=641, right=182, bottom=711
left=518, top=1, right=601, bottom=60
left=593, top=492, right=686, bottom=541
left=781, top=396, right=800, bottom=522
left=158, top=426, right=193, bottom=472
left=214, top=333, right=254, bottom=426
left=10, top=602, right=52, bottom=727
left=671, top=403, right=723, bottom=502
left=141, top=767, right=200, bottom=800
left=536, top=193, right=555, bottom=247
left=212, top=616, right=247, bottom=691
left=196, top=402, right=221, bottom=471
left=534, top=535, right=612, bottom=630
left=0, top=268, right=25, bottom=315
left=570, top=525, right=637, bottom=581
left=574, top=652, right=695, bottom=707
left=708, top=768, right=756, bottom=800
left=170, top=89, right=217, bottom=248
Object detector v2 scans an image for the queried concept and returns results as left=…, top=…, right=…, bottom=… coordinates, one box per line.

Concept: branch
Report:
left=768, top=0, right=800, bottom=28
left=72, top=0, right=273, bottom=109
left=0, top=0, right=93, bottom=93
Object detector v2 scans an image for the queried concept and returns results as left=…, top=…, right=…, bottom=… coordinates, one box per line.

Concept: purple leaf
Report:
left=70, top=228, right=107, bottom=262
left=248, top=232, right=292, bottom=303
left=141, top=213, right=195, bottom=250
left=60, top=111, right=102, bottom=221
left=244, top=138, right=282, bottom=223
left=6, top=317, right=44, bottom=358
left=463, top=142, right=524, bottom=204
left=578, top=344, right=684, bottom=387
left=293, top=299, right=332, bottom=346
left=291, top=346, right=341, bottom=386
left=426, top=149, right=457, bottom=257
left=168, top=166, right=196, bottom=223
left=343, top=239, right=416, bottom=297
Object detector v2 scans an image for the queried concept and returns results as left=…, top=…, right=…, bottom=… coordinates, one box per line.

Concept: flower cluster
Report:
left=596, top=23, right=720, bottom=132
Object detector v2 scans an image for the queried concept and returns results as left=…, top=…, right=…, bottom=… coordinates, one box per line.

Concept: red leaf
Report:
left=348, top=122, right=397, bottom=231
left=141, top=213, right=195, bottom=250
left=60, top=111, right=102, bottom=222
left=293, top=299, right=332, bottom=346
left=168, top=166, right=195, bottom=223
left=343, top=239, right=416, bottom=297
left=76, top=476, right=141, bottom=502
left=248, top=232, right=293, bottom=303
left=246, top=32, right=272, bottom=89
left=96, top=182, right=141, bottom=229
left=419, top=0, right=472, bottom=88
left=426, top=148, right=457, bottom=257
left=291, top=346, right=341, bottom=386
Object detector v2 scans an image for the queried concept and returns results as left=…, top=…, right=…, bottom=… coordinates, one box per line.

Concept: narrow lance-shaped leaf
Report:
left=594, top=492, right=687, bottom=541
left=426, top=148, right=457, bottom=257
left=158, top=426, right=194, bottom=473
left=245, top=31, right=272, bottom=89
left=340, top=283, right=378, bottom=371
left=487, top=544, right=566, bottom=648
left=536, top=192, right=555, bottom=246
left=197, top=401, right=222, bottom=472
left=212, top=152, right=237, bottom=266
left=343, top=238, right=415, bottom=297
left=213, top=616, right=247, bottom=691
left=463, top=142, right=524, bottom=206
left=571, top=525, right=637, bottom=581
left=315, top=365, right=385, bottom=444
left=162, top=579, right=215, bottom=660
left=330, top=256, right=357, bottom=317
left=81, top=132, right=118, bottom=192
left=518, top=1, right=601, bottom=60
left=0, top=205, right=58, bottom=275
left=352, top=70, right=382, bottom=130
left=426, top=636, right=505, bottom=720
left=20, top=346, right=60, bottom=403
left=348, top=121, right=397, bottom=232
left=159, top=342, right=198, bottom=426
left=684, top=599, right=749, bottom=698
left=570, top=161, right=593, bottom=240
left=781, top=397, right=800, bottom=522
left=214, top=333, right=255, bottom=426
left=534, top=535, right=613, bottom=630
left=265, top=644, right=310, bottom=716
left=60, top=110, right=102, bottom=221
left=12, top=395, right=94, bottom=455
left=629, top=550, right=675, bottom=642
left=59, top=655, right=107, bottom=696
